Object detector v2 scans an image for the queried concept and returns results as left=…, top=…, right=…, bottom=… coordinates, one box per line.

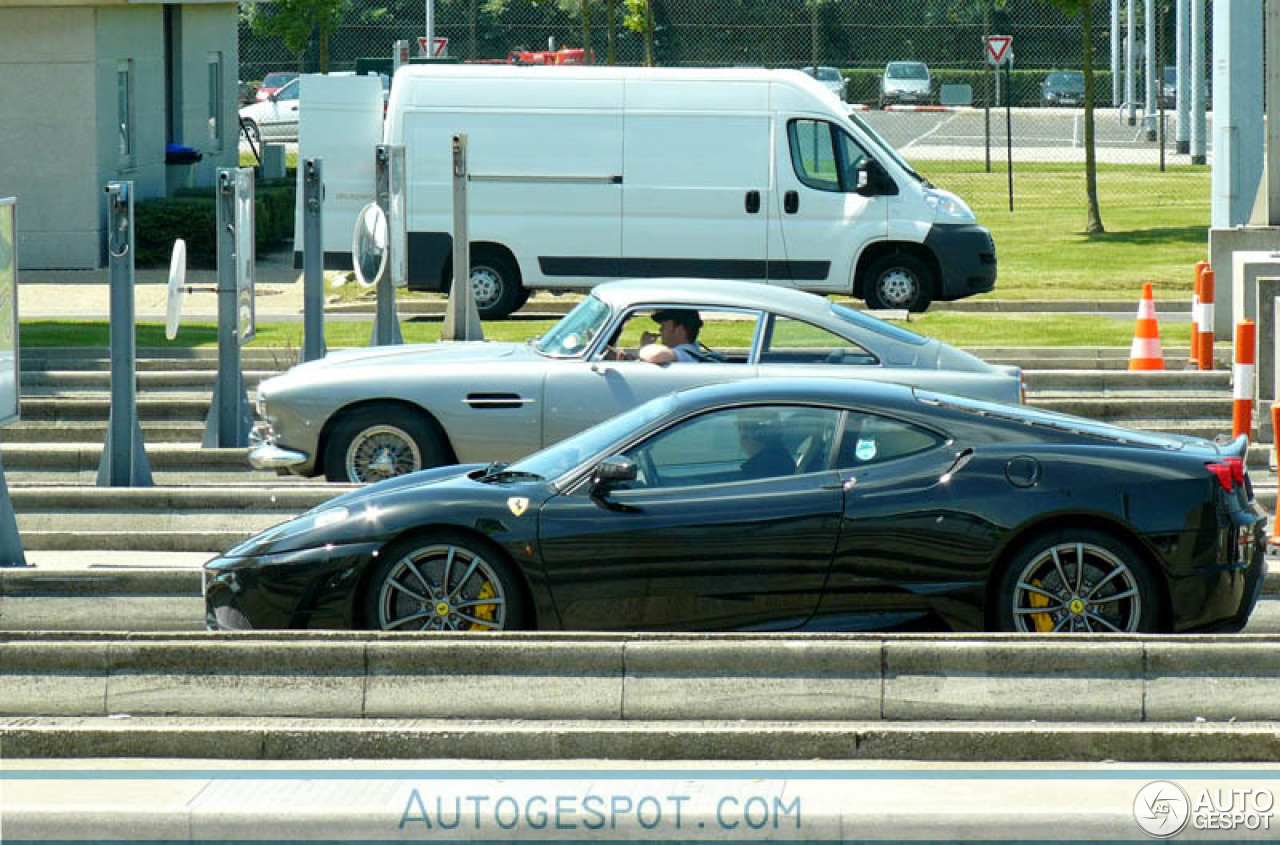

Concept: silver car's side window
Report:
left=760, top=315, right=878, bottom=366
left=593, top=307, right=757, bottom=364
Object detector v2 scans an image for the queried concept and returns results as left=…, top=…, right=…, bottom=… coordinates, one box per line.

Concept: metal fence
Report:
left=239, top=0, right=1229, bottom=207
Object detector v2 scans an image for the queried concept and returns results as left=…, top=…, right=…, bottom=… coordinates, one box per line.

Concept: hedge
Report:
left=135, top=176, right=296, bottom=268
left=839, top=68, right=1117, bottom=108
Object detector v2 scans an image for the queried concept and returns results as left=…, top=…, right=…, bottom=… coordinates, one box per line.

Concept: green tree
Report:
left=622, top=0, right=654, bottom=65
left=249, top=0, right=346, bottom=72
left=1038, top=0, right=1104, bottom=232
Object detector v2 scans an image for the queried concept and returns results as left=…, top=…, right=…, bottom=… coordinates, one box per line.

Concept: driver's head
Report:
left=737, top=409, right=783, bottom=455
left=651, top=308, right=702, bottom=345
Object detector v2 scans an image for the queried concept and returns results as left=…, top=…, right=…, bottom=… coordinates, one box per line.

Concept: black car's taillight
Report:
left=1206, top=457, right=1247, bottom=493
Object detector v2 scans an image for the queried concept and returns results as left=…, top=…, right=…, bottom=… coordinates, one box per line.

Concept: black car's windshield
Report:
left=535, top=295, right=611, bottom=358
left=508, top=394, right=678, bottom=481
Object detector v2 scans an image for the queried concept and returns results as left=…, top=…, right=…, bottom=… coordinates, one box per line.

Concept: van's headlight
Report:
left=924, top=189, right=975, bottom=222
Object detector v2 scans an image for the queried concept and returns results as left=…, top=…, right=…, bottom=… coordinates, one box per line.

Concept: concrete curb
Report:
left=3, top=635, right=1280, bottom=724
left=3, top=716, right=1280, bottom=761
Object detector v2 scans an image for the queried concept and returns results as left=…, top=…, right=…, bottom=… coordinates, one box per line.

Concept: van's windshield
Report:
left=845, top=111, right=929, bottom=186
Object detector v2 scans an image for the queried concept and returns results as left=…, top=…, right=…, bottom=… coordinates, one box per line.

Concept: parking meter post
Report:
left=443, top=133, right=483, bottom=342
left=0, top=197, right=27, bottom=566
left=203, top=169, right=252, bottom=448
left=301, top=158, right=327, bottom=363
left=1144, top=0, right=1158, bottom=140
left=370, top=145, right=404, bottom=347
left=1189, top=0, right=1206, bottom=164
left=97, top=182, right=153, bottom=488
left=0, top=459, right=25, bottom=566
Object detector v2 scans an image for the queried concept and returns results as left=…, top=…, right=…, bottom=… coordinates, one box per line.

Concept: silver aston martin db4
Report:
left=251, top=278, right=1022, bottom=483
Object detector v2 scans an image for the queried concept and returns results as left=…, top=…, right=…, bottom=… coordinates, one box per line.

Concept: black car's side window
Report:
left=836, top=412, right=943, bottom=467
left=623, top=405, right=842, bottom=489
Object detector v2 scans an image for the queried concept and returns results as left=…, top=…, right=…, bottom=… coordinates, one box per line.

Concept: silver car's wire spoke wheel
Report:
left=376, top=543, right=509, bottom=632
left=345, top=424, right=423, bottom=483
left=1010, top=541, right=1143, bottom=633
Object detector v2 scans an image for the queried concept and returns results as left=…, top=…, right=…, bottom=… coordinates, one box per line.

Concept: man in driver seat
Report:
left=638, top=309, right=719, bottom=363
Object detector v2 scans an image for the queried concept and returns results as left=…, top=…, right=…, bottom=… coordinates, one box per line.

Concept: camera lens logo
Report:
left=1134, top=781, right=1190, bottom=838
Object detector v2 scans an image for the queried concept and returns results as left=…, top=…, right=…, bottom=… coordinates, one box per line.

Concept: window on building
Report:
left=207, top=53, right=223, bottom=150
left=116, top=61, right=134, bottom=162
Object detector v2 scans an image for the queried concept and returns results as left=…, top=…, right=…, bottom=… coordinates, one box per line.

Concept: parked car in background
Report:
left=1040, top=71, right=1085, bottom=107
left=255, top=71, right=298, bottom=102
left=799, top=65, right=847, bottom=101
left=209, top=377, right=1266, bottom=635
left=1161, top=65, right=1176, bottom=108
left=248, top=278, right=1024, bottom=484
left=880, top=61, right=931, bottom=107
left=240, top=77, right=300, bottom=144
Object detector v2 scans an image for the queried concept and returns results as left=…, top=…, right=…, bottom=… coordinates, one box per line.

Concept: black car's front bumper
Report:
left=204, top=541, right=382, bottom=631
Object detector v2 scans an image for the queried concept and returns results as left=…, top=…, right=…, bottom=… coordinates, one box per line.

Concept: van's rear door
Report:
left=620, top=78, right=771, bottom=281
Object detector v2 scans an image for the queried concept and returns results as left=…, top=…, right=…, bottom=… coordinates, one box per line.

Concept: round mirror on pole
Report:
left=165, top=239, right=187, bottom=341
left=352, top=202, right=389, bottom=288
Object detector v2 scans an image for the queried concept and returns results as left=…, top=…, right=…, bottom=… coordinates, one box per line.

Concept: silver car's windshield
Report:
left=535, top=295, right=611, bottom=358
left=509, top=394, right=678, bottom=480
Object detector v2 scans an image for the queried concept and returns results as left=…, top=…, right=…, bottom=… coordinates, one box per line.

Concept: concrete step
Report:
left=20, top=396, right=217, bottom=422
left=20, top=370, right=275, bottom=394
left=1026, top=396, right=1233, bottom=421
left=0, top=444, right=301, bottom=483
left=1022, top=370, right=1232, bottom=391
left=0, top=421, right=207, bottom=444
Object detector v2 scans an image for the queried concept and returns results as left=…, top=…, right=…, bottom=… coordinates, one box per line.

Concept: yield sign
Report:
left=417, top=36, right=449, bottom=57
left=985, top=35, right=1013, bottom=66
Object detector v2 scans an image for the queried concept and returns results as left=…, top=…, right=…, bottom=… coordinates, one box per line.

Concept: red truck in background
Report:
left=472, top=48, right=592, bottom=65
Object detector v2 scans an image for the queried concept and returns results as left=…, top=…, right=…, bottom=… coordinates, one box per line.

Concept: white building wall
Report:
left=174, top=4, right=241, bottom=188
left=0, top=7, right=101, bottom=268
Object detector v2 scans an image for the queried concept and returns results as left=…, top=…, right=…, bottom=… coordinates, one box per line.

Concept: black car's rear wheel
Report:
left=323, top=405, right=447, bottom=483
left=364, top=532, right=525, bottom=631
left=996, top=529, right=1160, bottom=633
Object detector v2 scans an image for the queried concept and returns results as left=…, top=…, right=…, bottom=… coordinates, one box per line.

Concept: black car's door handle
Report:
left=784, top=191, right=799, bottom=214
left=745, top=190, right=760, bottom=214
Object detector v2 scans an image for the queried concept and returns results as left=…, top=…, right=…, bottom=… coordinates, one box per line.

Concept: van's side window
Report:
left=788, top=120, right=873, bottom=193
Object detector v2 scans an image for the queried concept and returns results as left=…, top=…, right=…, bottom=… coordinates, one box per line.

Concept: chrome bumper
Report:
left=248, top=422, right=309, bottom=470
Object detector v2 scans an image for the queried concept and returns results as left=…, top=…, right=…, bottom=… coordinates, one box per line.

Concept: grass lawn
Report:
left=917, top=160, right=1209, bottom=301
left=21, top=311, right=1160, bottom=349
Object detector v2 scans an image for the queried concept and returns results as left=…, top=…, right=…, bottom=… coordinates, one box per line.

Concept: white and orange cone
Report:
left=1129, top=283, right=1165, bottom=371
left=1233, top=319, right=1256, bottom=439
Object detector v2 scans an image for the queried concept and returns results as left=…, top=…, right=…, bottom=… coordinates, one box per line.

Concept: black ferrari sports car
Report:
left=205, top=378, right=1267, bottom=634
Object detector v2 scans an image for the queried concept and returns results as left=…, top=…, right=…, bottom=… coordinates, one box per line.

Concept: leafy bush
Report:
left=135, top=177, right=296, bottom=268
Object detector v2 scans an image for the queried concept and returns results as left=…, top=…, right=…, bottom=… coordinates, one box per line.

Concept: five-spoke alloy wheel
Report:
left=365, top=533, right=525, bottom=631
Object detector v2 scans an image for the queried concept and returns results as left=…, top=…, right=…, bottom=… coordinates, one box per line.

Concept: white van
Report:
left=300, top=65, right=996, bottom=318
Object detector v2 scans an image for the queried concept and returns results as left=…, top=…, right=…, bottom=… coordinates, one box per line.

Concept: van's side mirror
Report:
left=856, top=159, right=896, bottom=197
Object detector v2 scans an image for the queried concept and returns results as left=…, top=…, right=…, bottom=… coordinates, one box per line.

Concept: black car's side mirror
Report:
left=591, top=455, right=638, bottom=489
left=855, top=159, right=898, bottom=197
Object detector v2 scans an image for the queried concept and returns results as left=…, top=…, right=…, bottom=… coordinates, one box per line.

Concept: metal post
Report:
left=1005, top=61, right=1013, bottom=213
left=442, top=134, right=484, bottom=341
left=371, top=145, right=405, bottom=346
left=1190, top=0, right=1207, bottom=164
left=1143, top=0, right=1157, bottom=140
left=1126, top=0, right=1137, bottom=125
left=1176, top=0, right=1190, bottom=154
left=1211, top=0, right=1265, bottom=227
left=203, top=169, right=253, bottom=448
left=1111, top=0, right=1122, bottom=106
left=301, top=158, right=327, bottom=362
left=97, top=182, right=152, bottom=487
left=1267, top=0, right=1280, bottom=225
left=0, top=197, right=27, bottom=567
left=426, top=0, right=435, bottom=54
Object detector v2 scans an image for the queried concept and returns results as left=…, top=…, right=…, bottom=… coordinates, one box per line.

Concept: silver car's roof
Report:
left=593, top=278, right=847, bottom=320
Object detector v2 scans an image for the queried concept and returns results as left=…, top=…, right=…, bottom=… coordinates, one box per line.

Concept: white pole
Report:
left=1190, top=0, right=1206, bottom=164
left=1111, top=0, right=1122, bottom=106
left=1176, top=0, right=1190, bottom=153
left=1126, top=0, right=1137, bottom=125
left=1144, top=0, right=1157, bottom=139
left=426, top=0, right=435, bottom=55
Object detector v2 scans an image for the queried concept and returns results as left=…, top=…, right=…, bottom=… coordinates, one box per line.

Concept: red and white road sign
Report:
left=417, top=36, right=449, bottom=57
left=985, top=35, right=1012, bottom=66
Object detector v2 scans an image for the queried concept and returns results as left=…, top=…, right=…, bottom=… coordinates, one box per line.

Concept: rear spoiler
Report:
left=1215, top=433, right=1250, bottom=459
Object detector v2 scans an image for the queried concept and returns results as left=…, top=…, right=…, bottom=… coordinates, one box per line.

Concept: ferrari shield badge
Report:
left=507, top=497, right=529, bottom=517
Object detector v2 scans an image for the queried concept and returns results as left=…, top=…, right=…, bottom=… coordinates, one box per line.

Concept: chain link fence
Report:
left=240, top=0, right=1227, bottom=208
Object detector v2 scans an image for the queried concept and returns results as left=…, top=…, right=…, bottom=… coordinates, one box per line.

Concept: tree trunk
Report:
left=645, top=0, right=654, bottom=66
left=318, top=28, right=330, bottom=73
left=1081, top=0, right=1105, bottom=233
left=470, top=0, right=478, bottom=61
left=582, top=0, right=592, bottom=59
left=607, top=0, right=616, bottom=65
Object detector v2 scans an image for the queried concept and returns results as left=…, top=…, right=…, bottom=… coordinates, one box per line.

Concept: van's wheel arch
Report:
left=442, top=245, right=525, bottom=321
left=861, top=250, right=937, bottom=312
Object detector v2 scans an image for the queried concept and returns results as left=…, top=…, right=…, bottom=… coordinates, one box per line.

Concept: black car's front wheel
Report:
left=996, top=529, right=1160, bottom=633
left=364, top=532, right=526, bottom=632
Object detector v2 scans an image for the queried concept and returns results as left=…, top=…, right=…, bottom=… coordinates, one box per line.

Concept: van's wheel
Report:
left=469, top=250, right=523, bottom=320
left=863, top=253, right=935, bottom=312
left=994, top=528, right=1161, bottom=633
left=323, top=405, right=448, bottom=484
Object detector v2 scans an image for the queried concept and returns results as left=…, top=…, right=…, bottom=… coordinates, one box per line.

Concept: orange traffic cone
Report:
left=1129, top=283, right=1165, bottom=371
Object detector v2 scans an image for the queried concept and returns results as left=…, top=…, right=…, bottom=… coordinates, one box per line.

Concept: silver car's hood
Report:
left=289, top=341, right=541, bottom=375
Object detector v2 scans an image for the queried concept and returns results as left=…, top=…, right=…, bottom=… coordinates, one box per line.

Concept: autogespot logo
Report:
left=1134, top=781, right=1191, bottom=838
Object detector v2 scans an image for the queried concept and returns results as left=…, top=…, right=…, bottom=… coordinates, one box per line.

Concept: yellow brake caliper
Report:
left=1028, top=578, right=1053, bottom=632
left=467, top=581, right=498, bottom=631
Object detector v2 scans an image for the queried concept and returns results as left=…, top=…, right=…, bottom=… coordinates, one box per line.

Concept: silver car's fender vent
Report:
left=465, top=393, right=534, bottom=409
